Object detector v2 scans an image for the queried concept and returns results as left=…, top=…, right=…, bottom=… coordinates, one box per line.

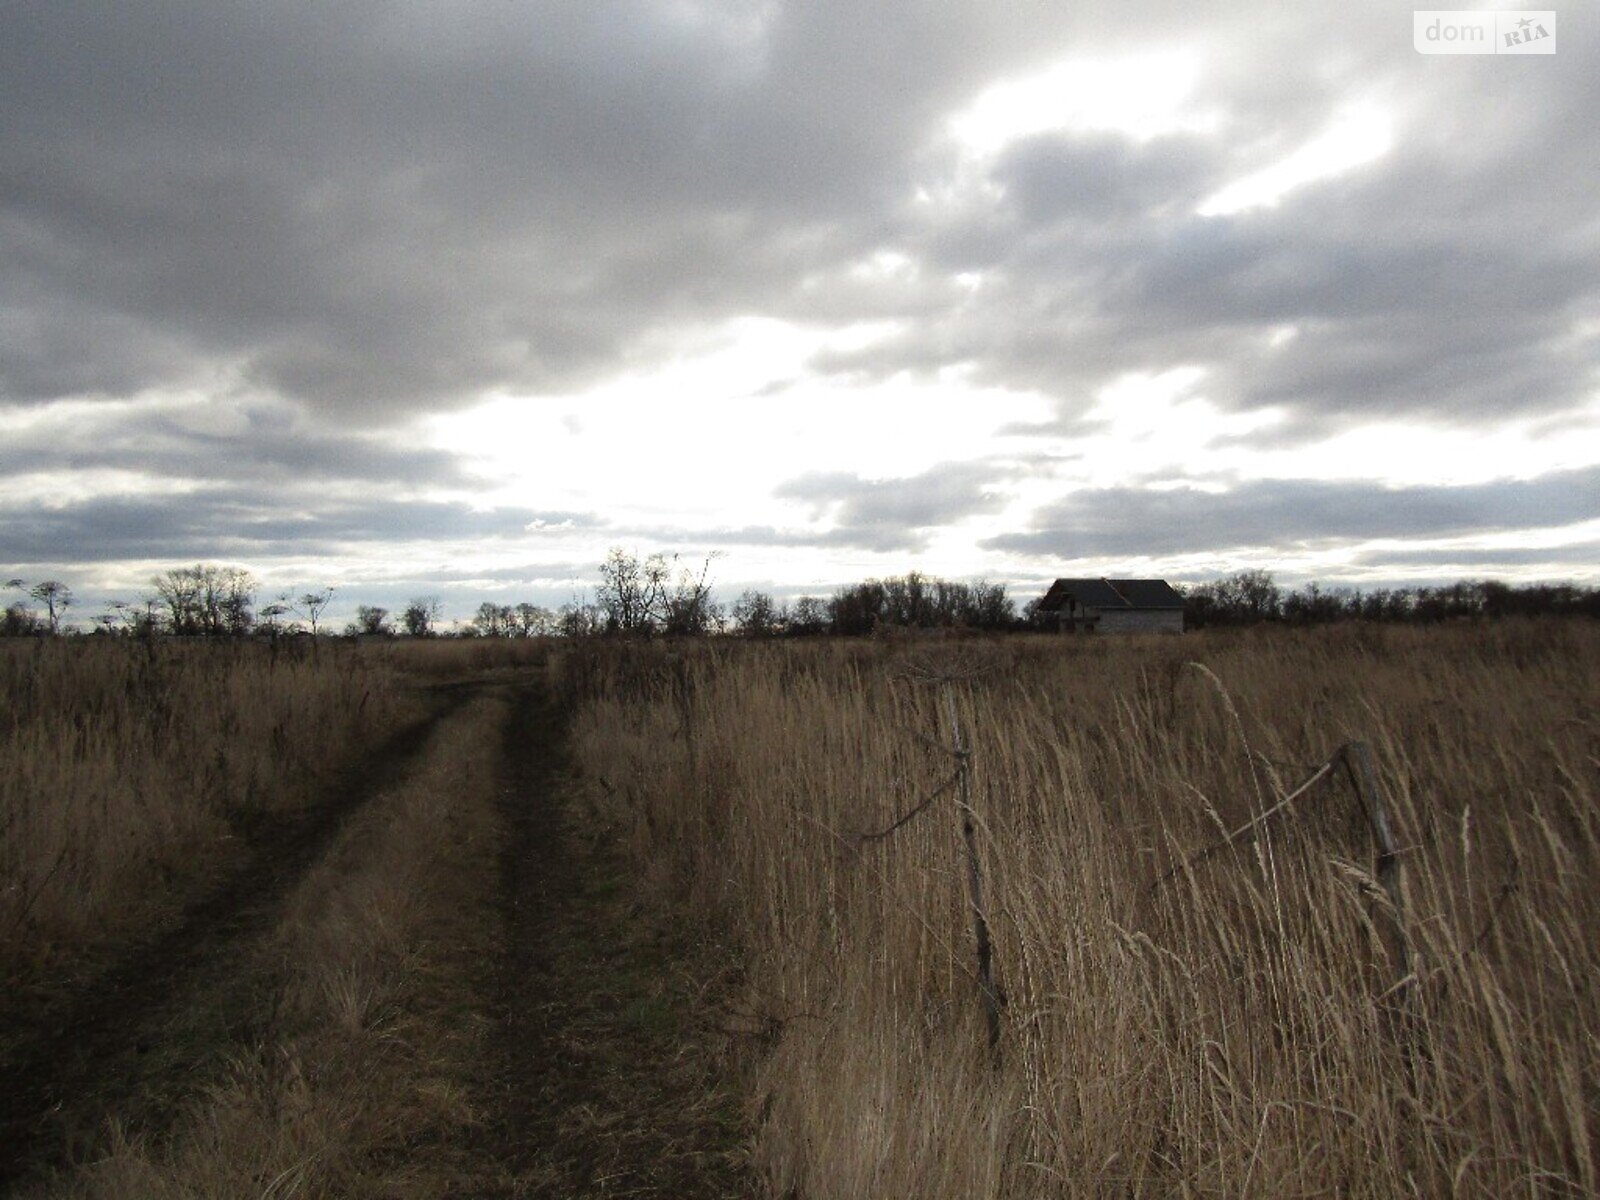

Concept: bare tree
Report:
left=217, top=569, right=254, bottom=633
left=29, top=581, right=72, bottom=634
left=968, top=581, right=1014, bottom=630
left=470, top=602, right=516, bottom=637
left=402, top=596, right=442, bottom=637
left=1, top=605, right=41, bottom=636
left=788, top=596, right=829, bottom=636
left=732, top=589, right=780, bottom=637
left=153, top=568, right=201, bottom=633
left=661, top=555, right=721, bottom=636
left=596, top=548, right=669, bottom=634
left=350, top=605, right=392, bottom=636
left=557, top=600, right=602, bottom=637
left=595, top=549, right=720, bottom=636
left=2, top=579, right=40, bottom=637
left=514, top=602, right=556, bottom=637
left=151, top=566, right=255, bottom=635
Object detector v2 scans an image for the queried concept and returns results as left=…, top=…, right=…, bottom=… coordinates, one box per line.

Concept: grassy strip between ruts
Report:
left=29, top=692, right=505, bottom=1199
left=464, top=681, right=752, bottom=1197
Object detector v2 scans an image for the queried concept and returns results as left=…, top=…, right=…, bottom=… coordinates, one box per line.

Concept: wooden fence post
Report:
left=945, top=684, right=1003, bottom=1058
left=1338, top=740, right=1415, bottom=998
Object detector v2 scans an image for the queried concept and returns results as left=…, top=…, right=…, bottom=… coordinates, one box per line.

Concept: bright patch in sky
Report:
left=1235, top=408, right=1600, bottom=489
left=948, top=48, right=1218, bottom=154
left=425, top=316, right=1050, bottom=529
left=1064, top=367, right=1277, bottom=484
left=1198, top=105, right=1394, bottom=216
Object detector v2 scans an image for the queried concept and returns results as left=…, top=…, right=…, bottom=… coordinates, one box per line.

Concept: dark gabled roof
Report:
left=1038, top=578, right=1185, bottom=612
left=1106, top=579, right=1185, bottom=610
left=1039, top=578, right=1127, bottom=611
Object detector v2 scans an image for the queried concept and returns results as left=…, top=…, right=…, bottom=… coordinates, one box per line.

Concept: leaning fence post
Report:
left=944, top=683, right=1003, bottom=1059
left=1339, top=740, right=1415, bottom=997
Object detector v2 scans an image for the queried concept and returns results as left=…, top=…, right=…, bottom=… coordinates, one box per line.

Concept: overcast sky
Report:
left=2, top=1, right=1596, bottom=621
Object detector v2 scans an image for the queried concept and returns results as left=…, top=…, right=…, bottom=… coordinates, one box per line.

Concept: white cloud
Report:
left=1198, top=104, right=1394, bottom=216
left=947, top=48, right=1219, bottom=155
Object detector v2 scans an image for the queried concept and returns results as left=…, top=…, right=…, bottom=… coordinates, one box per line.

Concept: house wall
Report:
left=1094, top=609, right=1184, bottom=634
left=1046, top=610, right=1097, bottom=632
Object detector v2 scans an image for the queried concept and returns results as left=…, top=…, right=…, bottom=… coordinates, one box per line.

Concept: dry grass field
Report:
left=0, top=640, right=748, bottom=1197
left=0, top=639, right=416, bottom=999
left=36, top=692, right=505, bottom=1198
left=566, top=622, right=1600, bottom=1197
left=2, top=623, right=1595, bottom=1197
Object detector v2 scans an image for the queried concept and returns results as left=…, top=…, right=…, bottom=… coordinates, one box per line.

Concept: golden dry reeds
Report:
left=0, top=639, right=416, bottom=994
left=566, top=622, right=1600, bottom=1197
left=31, top=691, right=504, bottom=1199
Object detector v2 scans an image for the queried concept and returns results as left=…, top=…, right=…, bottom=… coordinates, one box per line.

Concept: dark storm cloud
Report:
left=11, top=1, right=1586, bottom=429
left=1352, top=544, right=1600, bottom=571
left=775, top=460, right=1011, bottom=539
left=0, top=488, right=600, bottom=567
left=0, top=1, right=1093, bottom=418
left=0, top=401, right=474, bottom=487
left=825, top=130, right=1599, bottom=430
left=985, top=467, right=1600, bottom=558
left=993, top=133, right=1225, bottom=227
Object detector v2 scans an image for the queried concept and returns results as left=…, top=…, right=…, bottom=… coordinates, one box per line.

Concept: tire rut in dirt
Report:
left=480, top=683, right=748, bottom=1198
left=482, top=683, right=571, bottom=1192
left=0, top=688, right=474, bottom=1193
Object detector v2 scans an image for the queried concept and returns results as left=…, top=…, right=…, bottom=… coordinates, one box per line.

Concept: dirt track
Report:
left=0, top=677, right=749, bottom=1198
left=468, top=682, right=749, bottom=1197
left=0, top=688, right=473, bottom=1193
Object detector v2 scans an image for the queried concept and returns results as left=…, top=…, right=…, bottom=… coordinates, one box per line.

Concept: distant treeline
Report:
left=1178, top=570, right=1600, bottom=629
left=5, top=561, right=1597, bottom=639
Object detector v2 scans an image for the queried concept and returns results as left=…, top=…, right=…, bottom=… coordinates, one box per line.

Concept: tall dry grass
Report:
left=0, top=639, right=416, bottom=993
left=567, top=623, right=1600, bottom=1197
left=34, top=692, right=505, bottom=1199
